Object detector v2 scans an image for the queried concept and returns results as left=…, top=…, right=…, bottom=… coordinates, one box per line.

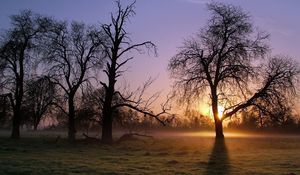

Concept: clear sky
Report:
left=1, top=0, right=300, bottom=112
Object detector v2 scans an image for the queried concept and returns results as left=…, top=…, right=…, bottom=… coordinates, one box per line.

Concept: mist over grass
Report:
left=0, top=130, right=299, bottom=175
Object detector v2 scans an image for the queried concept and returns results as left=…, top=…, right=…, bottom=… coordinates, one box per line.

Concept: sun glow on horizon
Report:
left=199, top=103, right=225, bottom=120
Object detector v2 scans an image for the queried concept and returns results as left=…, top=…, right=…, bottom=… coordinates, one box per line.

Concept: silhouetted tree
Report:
left=42, top=21, right=105, bottom=142
left=76, top=87, right=106, bottom=134
left=99, top=1, right=171, bottom=144
left=81, top=86, right=124, bottom=127
left=169, top=3, right=299, bottom=138
left=0, top=10, right=53, bottom=138
left=24, top=76, right=56, bottom=130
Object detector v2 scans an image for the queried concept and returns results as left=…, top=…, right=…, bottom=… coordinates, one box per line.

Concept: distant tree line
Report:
left=227, top=106, right=300, bottom=132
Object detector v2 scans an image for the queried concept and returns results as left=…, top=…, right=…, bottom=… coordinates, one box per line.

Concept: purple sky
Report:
left=1, top=0, right=300, bottom=112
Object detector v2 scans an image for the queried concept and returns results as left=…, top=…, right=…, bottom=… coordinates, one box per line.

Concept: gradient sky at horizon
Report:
left=1, top=0, right=300, bottom=113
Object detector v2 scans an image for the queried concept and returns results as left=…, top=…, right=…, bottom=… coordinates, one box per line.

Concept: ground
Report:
left=0, top=131, right=299, bottom=175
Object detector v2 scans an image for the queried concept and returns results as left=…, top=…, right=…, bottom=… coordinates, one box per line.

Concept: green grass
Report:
left=0, top=132, right=299, bottom=175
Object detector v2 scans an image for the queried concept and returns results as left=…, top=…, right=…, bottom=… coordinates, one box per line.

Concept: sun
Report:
left=217, top=105, right=224, bottom=119
left=199, top=103, right=225, bottom=120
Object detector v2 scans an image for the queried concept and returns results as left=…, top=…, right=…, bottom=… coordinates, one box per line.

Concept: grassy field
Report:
left=0, top=131, right=299, bottom=175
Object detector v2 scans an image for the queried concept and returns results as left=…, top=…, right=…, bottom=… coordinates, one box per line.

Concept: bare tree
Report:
left=42, top=21, right=105, bottom=142
left=99, top=1, right=171, bottom=144
left=0, top=10, right=53, bottom=138
left=24, top=76, right=56, bottom=130
left=168, top=3, right=299, bottom=138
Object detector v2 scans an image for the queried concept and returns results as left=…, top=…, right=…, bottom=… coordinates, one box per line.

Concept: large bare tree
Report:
left=168, top=3, right=299, bottom=138
left=0, top=10, right=53, bottom=138
left=42, top=21, right=105, bottom=142
left=99, top=1, right=171, bottom=144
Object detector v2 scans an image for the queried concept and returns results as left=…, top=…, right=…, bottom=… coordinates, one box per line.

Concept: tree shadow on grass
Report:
left=204, top=138, right=230, bottom=175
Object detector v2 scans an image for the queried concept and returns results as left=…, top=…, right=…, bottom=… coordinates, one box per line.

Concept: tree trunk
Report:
left=101, top=87, right=114, bottom=144
left=101, top=108, right=113, bottom=144
left=215, top=119, right=224, bottom=139
left=11, top=47, right=25, bottom=139
left=33, top=115, right=39, bottom=131
left=68, top=96, right=76, bottom=142
left=33, top=123, right=38, bottom=131
left=101, top=53, right=117, bottom=144
left=11, top=89, right=22, bottom=139
left=211, top=86, right=224, bottom=139
left=11, top=109, right=20, bottom=139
